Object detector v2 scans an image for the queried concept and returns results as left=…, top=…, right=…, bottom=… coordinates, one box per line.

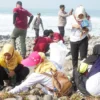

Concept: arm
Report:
left=87, top=21, right=92, bottom=31
left=68, top=9, right=74, bottom=15
left=8, top=73, right=45, bottom=94
left=13, top=8, right=18, bottom=25
left=32, top=18, right=37, bottom=29
left=28, top=15, right=33, bottom=26
left=14, top=64, right=23, bottom=74
left=13, top=13, right=17, bottom=25
left=40, top=19, right=44, bottom=31
left=58, top=11, right=69, bottom=17
left=8, top=52, right=23, bottom=77
left=16, top=51, right=23, bottom=64
left=34, top=38, right=38, bottom=45
left=25, top=10, right=34, bottom=26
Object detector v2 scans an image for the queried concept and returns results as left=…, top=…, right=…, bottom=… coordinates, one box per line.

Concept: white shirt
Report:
left=86, top=72, right=100, bottom=96
left=66, top=15, right=92, bottom=42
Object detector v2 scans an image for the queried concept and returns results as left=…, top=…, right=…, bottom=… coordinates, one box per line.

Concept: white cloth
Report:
left=86, top=72, right=100, bottom=96
left=50, top=40, right=69, bottom=66
left=66, top=15, right=92, bottom=42
left=9, top=73, right=53, bottom=94
left=75, top=5, right=86, bottom=21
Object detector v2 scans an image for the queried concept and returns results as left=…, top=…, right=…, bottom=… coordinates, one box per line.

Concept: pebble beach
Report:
left=0, top=35, right=100, bottom=100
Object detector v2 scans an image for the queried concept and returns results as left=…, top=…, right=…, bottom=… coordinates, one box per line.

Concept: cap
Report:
left=21, top=51, right=42, bottom=67
left=53, top=33, right=60, bottom=41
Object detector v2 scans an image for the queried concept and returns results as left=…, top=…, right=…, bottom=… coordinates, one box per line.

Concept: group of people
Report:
left=0, top=0, right=100, bottom=98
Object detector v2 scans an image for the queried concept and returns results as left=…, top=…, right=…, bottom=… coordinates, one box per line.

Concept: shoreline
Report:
left=0, top=35, right=100, bottom=55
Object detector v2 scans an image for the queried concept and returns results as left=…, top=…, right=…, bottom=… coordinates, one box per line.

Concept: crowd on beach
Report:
left=0, top=1, right=100, bottom=99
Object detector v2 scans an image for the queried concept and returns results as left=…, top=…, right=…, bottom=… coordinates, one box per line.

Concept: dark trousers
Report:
left=70, top=37, right=88, bottom=68
left=34, top=28, right=39, bottom=38
left=11, top=27, right=27, bottom=58
left=0, top=65, right=29, bottom=86
left=58, top=26, right=65, bottom=37
left=70, top=37, right=88, bottom=92
left=74, top=67, right=90, bottom=96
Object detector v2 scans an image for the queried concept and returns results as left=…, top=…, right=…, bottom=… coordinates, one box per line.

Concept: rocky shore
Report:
left=0, top=35, right=99, bottom=55
left=0, top=35, right=100, bottom=100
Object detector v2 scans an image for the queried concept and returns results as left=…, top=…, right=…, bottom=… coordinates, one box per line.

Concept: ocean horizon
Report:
left=0, top=8, right=100, bottom=37
left=0, top=8, right=100, bottom=17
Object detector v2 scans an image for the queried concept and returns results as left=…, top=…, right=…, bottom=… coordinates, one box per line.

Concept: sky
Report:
left=0, top=0, right=100, bottom=10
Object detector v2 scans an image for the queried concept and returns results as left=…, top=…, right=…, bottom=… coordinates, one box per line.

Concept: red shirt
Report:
left=33, top=37, right=51, bottom=53
left=13, top=7, right=32, bottom=29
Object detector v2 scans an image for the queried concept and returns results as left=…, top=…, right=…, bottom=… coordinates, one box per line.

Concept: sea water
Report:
left=0, top=8, right=100, bottom=37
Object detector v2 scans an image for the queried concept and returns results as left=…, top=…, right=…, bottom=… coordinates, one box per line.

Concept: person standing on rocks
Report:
left=58, top=5, right=73, bottom=37
left=11, top=1, right=33, bottom=58
left=32, top=13, right=44, bottom=38
left=66, top=5, right=92, bottom=91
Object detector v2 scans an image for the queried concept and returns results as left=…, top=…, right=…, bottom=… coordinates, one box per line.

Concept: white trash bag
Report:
left=50, top=40, right=69, bottom=66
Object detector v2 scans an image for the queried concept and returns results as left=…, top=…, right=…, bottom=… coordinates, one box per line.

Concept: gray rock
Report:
left=58, top=96, right=68, bottom=100
left=4, top=98, right=16, bottom=100
left=43, top=95, right=53, bottom=100
left=4, top=86, right=13, bottom=92
left=53, top=96, right=58, bottom=100
left=26, top=95, right=39, bottom=100
left=15, top=95, right=23, bottom=100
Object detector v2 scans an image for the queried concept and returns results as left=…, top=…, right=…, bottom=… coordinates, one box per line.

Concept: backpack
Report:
left=43, top=70, right=72, bottom=97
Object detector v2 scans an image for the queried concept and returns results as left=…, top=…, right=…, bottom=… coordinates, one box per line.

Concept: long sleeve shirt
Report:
left=33, top=17, right=44, bottom=30
left=58, top=10, right=68, bottom=27
left=66, top=15, right=92, bottom=42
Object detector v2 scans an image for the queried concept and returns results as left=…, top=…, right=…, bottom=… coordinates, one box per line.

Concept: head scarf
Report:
left=34, top=52, right=57, bottom=73
left=2, top=44, right=14, bottom=58
left=75, top=5, right=86, bottom=21
left=0, top=44, right=22, bottom=71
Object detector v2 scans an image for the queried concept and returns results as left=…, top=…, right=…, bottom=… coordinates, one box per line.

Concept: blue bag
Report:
left=81, top=20, right=89, bottom=28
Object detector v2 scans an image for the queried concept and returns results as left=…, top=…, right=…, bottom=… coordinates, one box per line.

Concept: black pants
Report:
left=0, top=64, right=29, bottom=86
left=74, top=67, right=90, bottom=96
left=34, top=28, right=39, bottom=38
left=70, top=37, right=88, bottom=68
left=58, top=26, right=65, bottom=37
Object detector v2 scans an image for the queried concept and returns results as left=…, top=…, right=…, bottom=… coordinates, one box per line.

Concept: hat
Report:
left=16, top=1, right=22, bottom=6
left=21, top=52, right=42, bottom=67
left=53, top=33, right=60, bottom=41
